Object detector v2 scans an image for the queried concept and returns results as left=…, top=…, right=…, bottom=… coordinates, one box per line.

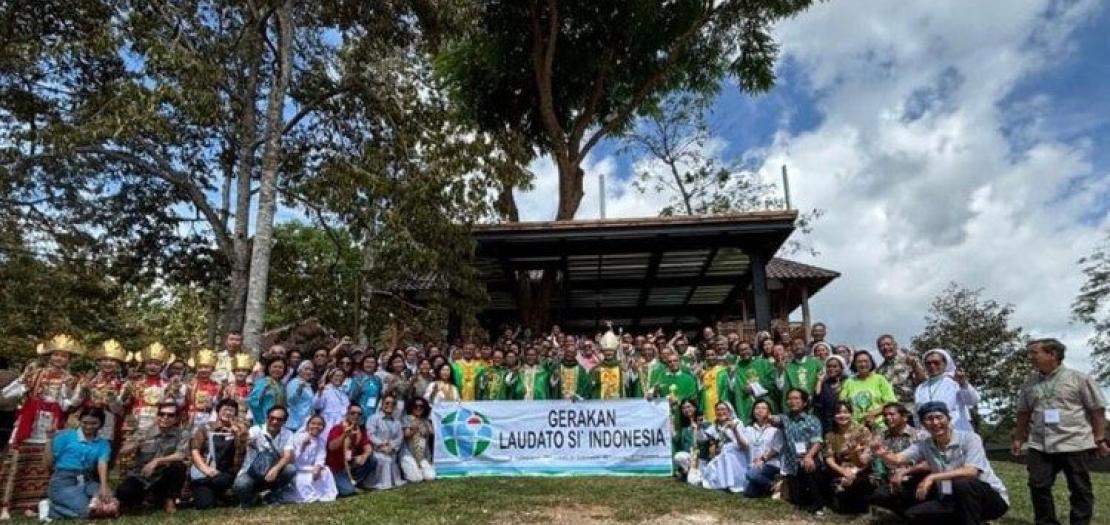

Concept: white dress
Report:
left=281, top=430, right=338, bottom=503
left=315, top=385, right=350, bottom=436
left=700, top=421, right=749, bottom=492
left=914, top=376, right=979, bottom=432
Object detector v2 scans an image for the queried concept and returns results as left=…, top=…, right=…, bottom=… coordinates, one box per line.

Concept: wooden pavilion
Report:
left=470, top=211, right=839, bottom=338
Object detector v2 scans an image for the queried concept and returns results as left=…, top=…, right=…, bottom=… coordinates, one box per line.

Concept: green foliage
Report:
left=115, top=285, right=211, bottom=353
left=1072, top=235, right=1110, bottom=385
left=266, top=222, right=361, bottom=333
left=911, top=283, right=1030, bottom=428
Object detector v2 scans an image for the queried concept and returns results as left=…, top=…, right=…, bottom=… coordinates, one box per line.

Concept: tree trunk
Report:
left=242, top=1, right=294, bottom=354
left=223, top=19, right=263, bottom=337
left=555, top=159, right=585, bottom=221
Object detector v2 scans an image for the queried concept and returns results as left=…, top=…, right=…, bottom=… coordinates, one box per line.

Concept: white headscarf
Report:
left=923, top=348, right=957, bottom=377
left=824, top=355, right=848, bottom=376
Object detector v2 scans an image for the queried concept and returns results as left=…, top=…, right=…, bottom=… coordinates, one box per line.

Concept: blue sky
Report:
left=515, top=0, right=1110, bottom=374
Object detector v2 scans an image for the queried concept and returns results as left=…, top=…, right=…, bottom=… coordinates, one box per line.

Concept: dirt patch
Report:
left=500, top=504, right=615, bottom=524
left=502, top=506, right=826, bottom=525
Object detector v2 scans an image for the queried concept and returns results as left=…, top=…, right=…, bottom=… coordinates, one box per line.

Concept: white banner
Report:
left=432, top=399, right=673, bottom=477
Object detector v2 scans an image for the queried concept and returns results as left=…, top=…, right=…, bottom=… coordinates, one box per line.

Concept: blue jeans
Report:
left=333, top=458, right=376, bottom=497
left=48, top=469, right=99, bottom=519
left=233, top=465, right=296, bottom=506
left=744, top=464, right=780, bottom=498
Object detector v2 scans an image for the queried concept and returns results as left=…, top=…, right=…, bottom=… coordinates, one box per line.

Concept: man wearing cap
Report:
left=873, top=401, right=1009, bottom=524
left=1012, top=338, right=1108, bottom=525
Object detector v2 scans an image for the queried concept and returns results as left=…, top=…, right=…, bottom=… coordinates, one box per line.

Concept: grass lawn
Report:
left=13, top=461, right=1110, bottom=524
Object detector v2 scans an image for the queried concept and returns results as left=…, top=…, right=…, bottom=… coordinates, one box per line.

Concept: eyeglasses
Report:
left=157, top=412, right=177, bottom=418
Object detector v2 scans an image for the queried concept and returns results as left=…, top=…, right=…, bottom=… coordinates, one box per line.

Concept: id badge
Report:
left=1043, top=409, right=1061, bottom=425
left=940, top=480, right=952, bottom=496
left=76, top=474, right=86, bottom=487
left=794, top=442, right=807, bottom=455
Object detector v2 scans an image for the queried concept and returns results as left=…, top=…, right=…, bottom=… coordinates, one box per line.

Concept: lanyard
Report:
left=930, top=442, right=951, bottom=470
left=924, top=376, right=944, bottom=401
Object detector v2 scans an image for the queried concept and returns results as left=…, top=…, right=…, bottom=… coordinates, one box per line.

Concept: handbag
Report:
left=247, top=432, right=280, bottom=481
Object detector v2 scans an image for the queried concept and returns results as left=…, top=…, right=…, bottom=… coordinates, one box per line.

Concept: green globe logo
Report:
left=441, top=408, right=493, bottom=459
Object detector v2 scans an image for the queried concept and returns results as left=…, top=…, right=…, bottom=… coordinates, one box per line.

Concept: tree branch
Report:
left=529, top=0, right=567, bottom=155
left=72, top=146, right=235, bottom=257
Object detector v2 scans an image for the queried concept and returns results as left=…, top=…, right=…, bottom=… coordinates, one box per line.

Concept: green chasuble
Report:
left=731, top=357, right=774, bottom=424
left=589, top=360, right=630, bottom=399
left=451, top=359, right=486, bottom=401
left=698, top=365, right=732, bottom=424
left=784, top=356, right=823, bottom=397
left=511, top=364, right=551, bottom=400
left=555, top=362, right=591, bottom=400
left=654, top=369, right=699, bottom=402
left=477, top=366, right=510, bottom=400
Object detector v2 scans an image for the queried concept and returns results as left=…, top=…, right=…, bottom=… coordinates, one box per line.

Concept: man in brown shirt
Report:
left=115, top=402, right=190, bottom=513
left=1013, top=338, right=1109, bottom=525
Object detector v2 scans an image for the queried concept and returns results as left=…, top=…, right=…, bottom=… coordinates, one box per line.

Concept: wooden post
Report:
left=801, top=284, right=812, bottom=343
left=750, top=250, right=771, bottom=332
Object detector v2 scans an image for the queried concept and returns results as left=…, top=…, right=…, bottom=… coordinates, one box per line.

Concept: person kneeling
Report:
left=233, top=405, right=295, bottom=507
left=743, top=400, right=783, bottom=498
left=400, top=398, right=436, bottom=482
left=823, top=402, right=875, bottom=514
left=44, top=408, right=114, bottom=520
left=872, top=402, right=1009, bottom=525
left=282, top=415, right=337, bottom=503
left=326, top=405, right=375, bottom=496
left=700, top=402, right=749, bottom=493
left=116, top=402, right=189, bottom=514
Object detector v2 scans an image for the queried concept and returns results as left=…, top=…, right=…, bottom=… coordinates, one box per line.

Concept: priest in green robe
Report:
left=730, top=340, right=774, bottom=423
left=590, top=342, right=633, bottom=399
left=554, top=341, right=591, bottom=400
left=698, top=346, right=732, bottom=424
left=776, top=339, right=823, bottom=403
left=510, top=346, right=551, bottom=400
left=477, top=349, right=510, bottom=400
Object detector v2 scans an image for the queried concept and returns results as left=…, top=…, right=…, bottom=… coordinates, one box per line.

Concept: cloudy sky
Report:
left=513, top=0, right=1110, bottom=373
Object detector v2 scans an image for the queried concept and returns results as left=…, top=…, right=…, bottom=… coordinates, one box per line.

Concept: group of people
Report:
left=0, top=322, right=1105, bottom=525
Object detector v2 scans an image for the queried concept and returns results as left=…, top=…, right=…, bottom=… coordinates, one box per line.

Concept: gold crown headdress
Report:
left=140, top=342, right=170, bottom=363
left=93, top=339, right=127, bottom=362
left=232, top=353, right=256, bottom=371
left=40, top=334, right=85, bottom=356
left=190, top=348, right=218, bottom=368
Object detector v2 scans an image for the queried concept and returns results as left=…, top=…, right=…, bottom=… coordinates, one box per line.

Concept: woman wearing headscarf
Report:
left=281, top=415, right=337, bottom=503
left=315, top=368, right=351, bottom=436
left=814, top=355, right=849, bottom=433
left=839, top=351, right=896, bottom=430
left=753, top=331, right=773, bottom=359
left=284, top=361, right=316, bottom=432
left=699, top=402, right=749, bottom=493
left=913, top=349, right=979, bottom=432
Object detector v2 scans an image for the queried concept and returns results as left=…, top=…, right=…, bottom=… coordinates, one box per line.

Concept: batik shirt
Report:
left=876, top=351, right=918, bottom=404
left=779, top=411, right=823, bottom=475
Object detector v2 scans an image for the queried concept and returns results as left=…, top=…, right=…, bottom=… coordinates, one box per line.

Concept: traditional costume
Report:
left=185, top=349, right=222, bottom=431
left=118, top=342, right=183, bottom=474
left=80, top=340, right=126, bottom=447
left=0, top=335, right=82, bottom=520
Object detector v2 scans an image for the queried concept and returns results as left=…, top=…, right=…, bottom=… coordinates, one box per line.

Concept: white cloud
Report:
left=514, top=0, right=1109, bottom=375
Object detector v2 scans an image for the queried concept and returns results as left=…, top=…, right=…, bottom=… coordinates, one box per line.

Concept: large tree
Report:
left=437, top=0, right=816, bottom=221
left=1073, top=235, right=1110, bottom=385
left=911, top=283, right=1030, bottom=432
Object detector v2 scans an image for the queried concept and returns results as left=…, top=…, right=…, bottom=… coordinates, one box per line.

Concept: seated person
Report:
left=282, top=415, right=338, bottom=503
left=774, top=388, right=827, bottom=516
left=190, top=399, right=247, bottom=509
left=45, top=408, right=112, bottom=520
left=233, top=405, right=295, bottom=507
left=743, top=400, right=783, bottom=498
left=823, top=401, right=874, bottom=514
left=326, top=404, right=375, bottom=496
left=115, top=402, right=189, bottom=513
left=872, top=401, right=1009, bottom=525
left=870, top=402, right=927, bottom=516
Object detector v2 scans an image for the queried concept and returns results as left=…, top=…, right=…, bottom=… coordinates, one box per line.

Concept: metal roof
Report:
left=472, top=211, right=833, bottom=331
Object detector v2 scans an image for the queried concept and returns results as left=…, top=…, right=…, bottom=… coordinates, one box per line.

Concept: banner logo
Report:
left=441, top=407, right=493, bottom=459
